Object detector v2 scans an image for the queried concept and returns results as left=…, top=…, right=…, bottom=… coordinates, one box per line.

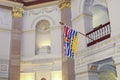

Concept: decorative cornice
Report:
left=76, top=36, right=115, bottom=58
left=23, top=0, right=56, bottom=6
left=59, top=0, right=71, bottom=9
left=20, top=58, right=61, bottom=72
left=28, top=6, right=58, bottom=15
left=22, top=26, right=61, bottom=33
left=22, top=30, right=35, bottom=33
left=21, top=57, right=61, bottom=64
left=0, top=0, right=23, bottom=8
left=0, top=28, right=11, bottom=31
left=24, top=1, right=58, bottom=10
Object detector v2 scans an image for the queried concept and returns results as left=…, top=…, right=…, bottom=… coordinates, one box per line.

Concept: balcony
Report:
left=86, top=22, right=111, bottom=47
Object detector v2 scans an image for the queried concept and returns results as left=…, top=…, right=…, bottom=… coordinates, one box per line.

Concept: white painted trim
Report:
left=0, top=0, right=23, bottom=8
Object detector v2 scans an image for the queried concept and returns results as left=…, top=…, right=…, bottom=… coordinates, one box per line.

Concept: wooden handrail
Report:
left=86, top=22, right=111, bottom=47
left=86, top=22, right=110, bottom=35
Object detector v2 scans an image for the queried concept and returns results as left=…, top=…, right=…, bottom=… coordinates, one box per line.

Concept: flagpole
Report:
left=59, top=22, right=94, bottom=41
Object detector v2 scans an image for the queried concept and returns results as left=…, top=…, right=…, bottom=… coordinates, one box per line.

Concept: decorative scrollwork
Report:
left=59, top=0, right=71, bottom=9
left=12, top=7, right=24, bottom=18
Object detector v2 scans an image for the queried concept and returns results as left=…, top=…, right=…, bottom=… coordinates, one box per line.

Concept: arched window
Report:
left=83, top=0, right=111, bottom=46
left=92, top=5, right=109, bottom=28
left=35, top=20, right=51, bottom=55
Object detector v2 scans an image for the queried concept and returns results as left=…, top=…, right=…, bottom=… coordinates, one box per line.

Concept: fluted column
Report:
left=59, top=0, right=75, bottom=80
left=8, top=7, right=24, bottom=80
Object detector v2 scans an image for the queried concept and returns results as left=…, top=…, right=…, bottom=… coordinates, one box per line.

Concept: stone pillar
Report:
left=59, top=0, right=75, bottom=80
left=8, top=7, right=24, bottom=80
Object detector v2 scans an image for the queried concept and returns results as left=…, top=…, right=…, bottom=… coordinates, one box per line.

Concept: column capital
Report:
left=12, top=7, right=24, bottom=18
left=59, top=0, right=71, bottom=9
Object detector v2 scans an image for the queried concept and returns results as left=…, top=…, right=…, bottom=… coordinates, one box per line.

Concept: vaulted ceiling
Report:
left=9, top=0, right=57, bottom=6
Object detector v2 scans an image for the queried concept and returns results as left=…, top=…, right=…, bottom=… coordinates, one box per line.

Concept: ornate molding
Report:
left=28, top=6, right=58, bottom=15
left=0, top=0, right=23, bottom=8
left=88, top=64, right=98, bottom=72
left=0, top=28, right=11, bottom=31
left=21, top=58, right=61, bottom=72
left=24, top=1, right=58, bottom=10
left=12, top=7, right=24, bottom=18
left=59, top=0, right=71, bottom=9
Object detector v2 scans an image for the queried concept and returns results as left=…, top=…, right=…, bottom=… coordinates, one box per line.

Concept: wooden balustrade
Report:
left=86, top=22, right=111, bottom=47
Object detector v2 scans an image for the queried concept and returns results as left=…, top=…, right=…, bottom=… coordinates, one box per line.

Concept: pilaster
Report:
left=59, top=0, right=75, bottom=80
left=8, top=7, right=24, bottom=80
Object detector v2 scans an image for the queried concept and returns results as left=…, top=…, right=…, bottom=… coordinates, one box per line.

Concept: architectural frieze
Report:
left=21, top=58, right=61, bottom=72
left=21, top=57, right=61, bottom=64
left=28, top=6, right=58, bottom=15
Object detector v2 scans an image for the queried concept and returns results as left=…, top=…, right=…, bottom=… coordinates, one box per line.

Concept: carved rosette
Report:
left=12, top=7, right=24, bottom=18
left=59, top=0, right=71, bottom=9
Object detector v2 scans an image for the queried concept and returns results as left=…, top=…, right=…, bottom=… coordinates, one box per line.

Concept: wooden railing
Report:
left=86, top=22, right=111, bottom=47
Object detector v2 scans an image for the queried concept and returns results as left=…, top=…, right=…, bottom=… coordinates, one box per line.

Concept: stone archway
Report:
left=41, top=78, right=46, bottom=80
left=98, top=64, right=117, bottom=80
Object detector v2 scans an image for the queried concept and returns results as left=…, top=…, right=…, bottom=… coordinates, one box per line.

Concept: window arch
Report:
left=83, top=0, right=111, bottom=46
left=35, top=20, right=51, bottom=55
left=83, top=0, right=110, bottom=29
left=92, top=4, right=109, bottom=28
